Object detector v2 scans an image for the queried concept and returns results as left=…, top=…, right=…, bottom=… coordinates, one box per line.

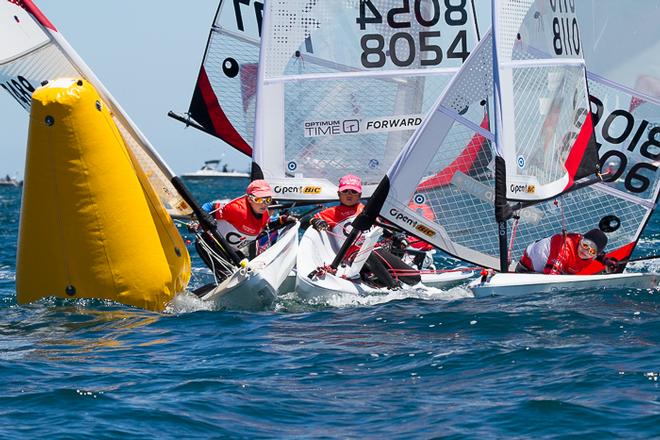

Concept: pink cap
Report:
left=338, top=174, right=362, bottom=193
left=247, top=179, right=273, bottom=197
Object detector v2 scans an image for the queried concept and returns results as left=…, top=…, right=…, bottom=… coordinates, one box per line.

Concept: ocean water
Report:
left=0, top=182, right=658, bottom=439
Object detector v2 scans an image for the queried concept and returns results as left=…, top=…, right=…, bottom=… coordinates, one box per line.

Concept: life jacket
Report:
left=314, top=203, right=365, bottom=254
left=208, top=196, right=269, bottom=254
left=519, top=233, right=593, bottom=275
left=406, top=201, right=434, bottom=251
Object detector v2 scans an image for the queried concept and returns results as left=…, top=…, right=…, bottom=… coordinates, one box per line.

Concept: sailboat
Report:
left=248, top=0, right=485, bottom=296
left=321, top=0, right=660, bottom=298
left=173, top=0, right=484, bottom=299
left=0, top=0, right=264, bottom=311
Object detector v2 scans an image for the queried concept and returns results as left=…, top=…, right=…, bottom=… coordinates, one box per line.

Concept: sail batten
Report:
left=264, top=66, right=464, bottom=84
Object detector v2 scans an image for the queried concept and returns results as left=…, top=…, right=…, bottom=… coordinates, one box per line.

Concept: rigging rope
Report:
left=507, top=215, right=521, bottom=266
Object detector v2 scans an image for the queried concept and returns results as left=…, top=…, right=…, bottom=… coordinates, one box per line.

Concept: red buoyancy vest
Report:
left=520, top=233, right=594, bottom=275
left=314, top=203, right=365, bottom=253
left=212, top=196, right=269, bottom=253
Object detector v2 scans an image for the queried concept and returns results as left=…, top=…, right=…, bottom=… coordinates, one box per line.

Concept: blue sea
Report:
left=0, top=181, right=658, bottom=439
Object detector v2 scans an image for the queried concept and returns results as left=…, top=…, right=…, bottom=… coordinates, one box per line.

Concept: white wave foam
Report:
left=0, top=265, right=15, bottom=281
left=299, top=285, right=473, bottom=309
left=165, top=292, right=214, bottom=314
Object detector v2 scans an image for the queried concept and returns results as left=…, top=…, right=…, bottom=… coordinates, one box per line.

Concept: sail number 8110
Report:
left=358, top=0, right=470, bottom=68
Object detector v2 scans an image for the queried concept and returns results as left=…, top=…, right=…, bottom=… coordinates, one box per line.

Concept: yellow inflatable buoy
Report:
left=16, top=78, right=190, bottom=311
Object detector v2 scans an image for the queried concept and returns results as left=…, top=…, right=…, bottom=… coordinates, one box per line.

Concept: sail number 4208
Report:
left=357, top=0, right=470, bottom=68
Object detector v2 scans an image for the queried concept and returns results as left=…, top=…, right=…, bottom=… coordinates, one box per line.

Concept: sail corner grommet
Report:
left=77, top=79, right=83, bottom=86
left=44, top=115, right=54, bottom=126
left=65, top=285, right=76, bottom=296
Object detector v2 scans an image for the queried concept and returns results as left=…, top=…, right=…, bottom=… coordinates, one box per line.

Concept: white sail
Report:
left=254, top=0, right=481, bottom=201
left=0, top=0, right=191, bottom=215
left=185, top=0, right=264, bottom=156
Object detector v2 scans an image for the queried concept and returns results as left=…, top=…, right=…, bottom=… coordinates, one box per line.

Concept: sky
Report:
left=0, top=0, right=250, bottom=178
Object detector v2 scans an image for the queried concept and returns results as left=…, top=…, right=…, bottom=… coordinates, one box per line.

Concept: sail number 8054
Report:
left=358, top=0, right=470, bottom=68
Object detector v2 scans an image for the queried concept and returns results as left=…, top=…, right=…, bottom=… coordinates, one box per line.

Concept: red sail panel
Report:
left=191, top=66, right=252, bottom=156
left=563, top=111, right=597, bottom=189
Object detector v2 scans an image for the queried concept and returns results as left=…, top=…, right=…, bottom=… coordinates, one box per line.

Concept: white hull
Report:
left=296, top=227, right=469, bottom=301
left=470, top=272, right=660, bottom=298
left=200, top=223, right=299, bottom=310
left=421, top=271, right=475, bottom=288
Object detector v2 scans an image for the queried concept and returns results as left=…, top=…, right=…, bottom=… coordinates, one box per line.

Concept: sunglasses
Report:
left=249, top=194, right=272, bottom=204
left=340, top=189, right=359, bottom=195
left=580, top=241, right=597, bottom=256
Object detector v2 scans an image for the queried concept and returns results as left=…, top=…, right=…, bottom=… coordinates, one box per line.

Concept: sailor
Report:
left=515, top=229, right=616, bottom=275
left=309, top=174, right=421, bottom=288
left=200, top=179, right=293, bottom=258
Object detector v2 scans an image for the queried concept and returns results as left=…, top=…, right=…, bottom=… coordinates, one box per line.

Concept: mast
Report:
left=491, top=0, right=509, bottom=272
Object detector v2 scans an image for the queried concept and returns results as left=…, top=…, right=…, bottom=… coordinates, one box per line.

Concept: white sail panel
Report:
left=493, top=0, right=597, bottom=201
left=0, top=0, right=191, bottom=215
left=255, top=0, right=480, bottom=201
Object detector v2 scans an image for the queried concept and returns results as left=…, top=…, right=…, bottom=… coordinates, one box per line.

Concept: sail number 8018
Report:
left=591, top=95, right=660, bottom=194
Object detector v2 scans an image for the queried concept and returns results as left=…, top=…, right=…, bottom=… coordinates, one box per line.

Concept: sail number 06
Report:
left=358, top=0, right=470, bottom=68
left=591, top=95, right=660, bottom=194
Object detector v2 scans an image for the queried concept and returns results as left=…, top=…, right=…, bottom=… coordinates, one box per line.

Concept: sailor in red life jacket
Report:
left=310, top=174, right=364, bottom=253
left=309, top=175, right=421, bottom=288
left=515, top=229, right=613, bottom=275
left=201, top=179, right=288, bottom=258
